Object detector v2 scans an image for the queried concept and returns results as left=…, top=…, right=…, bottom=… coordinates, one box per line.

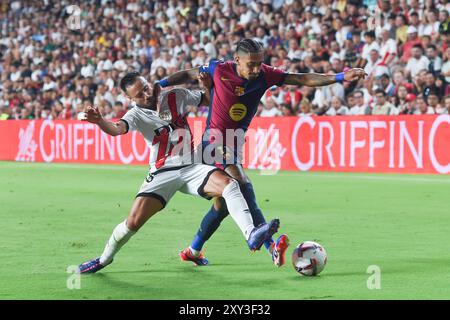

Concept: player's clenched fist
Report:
left=83, top=106, right=102, bottom=124
left=198, top=72, right=212, bottom=90
left=344, top=68, right=367, bottom=82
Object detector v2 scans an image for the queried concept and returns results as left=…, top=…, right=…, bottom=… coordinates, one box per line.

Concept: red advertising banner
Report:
left=0, top=115, right=449, bottom=174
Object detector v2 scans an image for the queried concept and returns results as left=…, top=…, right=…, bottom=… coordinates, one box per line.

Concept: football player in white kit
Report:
left=77, top=71, right=280, bottom=273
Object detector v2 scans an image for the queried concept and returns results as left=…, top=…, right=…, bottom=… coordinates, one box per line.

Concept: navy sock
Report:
left=191, top=205, right=228, bottom=251
left=240, top=182, right=273, bottom=250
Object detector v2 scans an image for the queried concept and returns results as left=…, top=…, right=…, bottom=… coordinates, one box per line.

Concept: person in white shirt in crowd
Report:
left=238, top=3, right=254, bottom=28
left=370, top=89, right=397, bottom=115
left=350, top=90, right=369, bottom=115
left=379, top=27, right=398, bottom=67
left=414, top=95, right=436, bottom=115
left=326, top=96, right=349, bottom=116
left=405, top=45, right=430, bottom=79
left=365, top=49, right=389, bottom=77
left=427, top=91, right=444, bottom=114
left=264, top=86, right=285, bottom=106
left=298, top=99, right=314, bottom=117
left=287, top=38, right=303, bottom=62
left=191, top=48, right=208, bottom=67
left=441, top=95, right=450, bottom=115
left=254, top=27, right=270, bottom=48
left=419, top=9, right=441, bottom=40
left=361, top=31, right=380, bottom=63
left=259, top=97, right=282, bottom=117
left=199, top=35, right=217, bottom=59
left=9, top=64, right=22, bottom=82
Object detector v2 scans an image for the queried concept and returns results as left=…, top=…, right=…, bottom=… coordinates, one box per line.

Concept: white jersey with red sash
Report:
left=121, top=88, right=202, bottom=173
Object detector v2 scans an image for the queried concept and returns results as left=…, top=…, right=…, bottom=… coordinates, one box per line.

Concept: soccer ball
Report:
left=292, top=241, right=327, bottom=276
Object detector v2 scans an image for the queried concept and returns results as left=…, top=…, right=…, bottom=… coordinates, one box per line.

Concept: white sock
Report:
left=99, top=220, right=136, bottom=265
left=221, top=179, right=255, bottom=240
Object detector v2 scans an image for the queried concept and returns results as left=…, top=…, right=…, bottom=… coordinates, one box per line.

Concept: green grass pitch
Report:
left=1, top=161, right=449, bottom=300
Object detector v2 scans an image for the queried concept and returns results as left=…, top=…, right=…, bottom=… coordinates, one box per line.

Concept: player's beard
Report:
left=141, top=90, right=160, bottom=110
left=145, top=96, right=157, bottom=110
left=247, top=73, right=259, bottom=81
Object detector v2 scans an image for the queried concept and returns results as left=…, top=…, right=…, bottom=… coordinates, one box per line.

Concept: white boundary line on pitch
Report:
left=0, top=161, right=449, bottom=183
left=277, top=171, right=450, bottom=183
left=0, top=162, right=148, bottom=171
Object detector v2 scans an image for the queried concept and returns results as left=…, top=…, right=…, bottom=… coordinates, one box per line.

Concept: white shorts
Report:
left=136, top=164, right=221, bottom=207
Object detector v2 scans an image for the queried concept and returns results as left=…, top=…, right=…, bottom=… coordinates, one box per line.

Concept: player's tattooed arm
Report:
left=82, top=106, right=127, bottom=136
left=198, top=72, right=212, bottom=106
left=163, top=67, right=200, bottom=86
left=283, top=68, right=367, bottom=87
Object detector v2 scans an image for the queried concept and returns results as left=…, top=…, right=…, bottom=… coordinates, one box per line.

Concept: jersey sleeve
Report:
left=198, top=59, right=220, bottom=79
left=175, top=89, right=202, bottom=116
left=262, top=64, right=288, bottom=88
left=120, top=108, right=138, bottom=133
left=183, top=89, right=202, bottom=107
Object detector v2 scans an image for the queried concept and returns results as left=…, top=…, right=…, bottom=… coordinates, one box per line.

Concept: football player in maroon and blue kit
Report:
left=156, top=39, right=366, bottom=267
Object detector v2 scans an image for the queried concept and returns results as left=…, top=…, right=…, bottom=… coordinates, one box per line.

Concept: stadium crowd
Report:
left=1, top=0, right=450, bottom=121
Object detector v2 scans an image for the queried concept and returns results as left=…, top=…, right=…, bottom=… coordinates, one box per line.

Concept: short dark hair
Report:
left=427, top=89, right=439, bottom=97
left=374, top=89, right=386, bottom=96
left=396, top=14, right=407, bottom=24
left=236, top=38, right=263, bottom=55
left=427, top=44, right=437, bottom=51
left=353, top=90, right=364, bottom=97
left=364, top=30, right=376, bottom=39
left=120, top=71, right=140, bottom=92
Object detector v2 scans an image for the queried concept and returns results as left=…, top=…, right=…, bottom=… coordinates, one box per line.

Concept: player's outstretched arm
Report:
left=283, top=68, right=367, bottom=87
left=82, top=106, right=127, bottom=136
left=157, top=67, right=200, bottom=88
left=197, top=72, right=212, bottom=106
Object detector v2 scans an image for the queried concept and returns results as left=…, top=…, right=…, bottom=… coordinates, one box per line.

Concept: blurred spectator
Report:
left=298, top=99, right=314, bottom=116
left=0, top=0, right=448, bottom=121
left=370, top=89, right=396, bottom=115
left=441, top=46, right=450, bottom=82
left=414, top=95, right=435, bottom=114
left=260, top=97, right=282, bottom=117
left=405, top=45, right=430, bottom=78
left=441, top=95, right=450, bottom=114
left=325, top=96, right=349, bottom=116
left=281, top=104, right=295, bottom=117
left=426, top=45, right=442, bottom=76
left=400, top=26, right=422, bottom=63
left=427, top=90, right=443, bottom=113
left=0, top=106, right=11, bottom=120
left=350, top=90, right=369, bottom=115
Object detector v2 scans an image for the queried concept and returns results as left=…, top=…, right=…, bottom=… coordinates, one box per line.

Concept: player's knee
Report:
left=223, top=177, right=239, bottom=192
left=126, top=215, right=141, bottom=232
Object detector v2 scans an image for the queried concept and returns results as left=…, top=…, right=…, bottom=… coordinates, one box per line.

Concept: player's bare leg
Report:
left=202, top=170, right=279, bottom=250
left=78, top=196, right=164, bottom=273
left=181, top=170, right=279, bottom=265
left=224, top=164, right=290, bottom=267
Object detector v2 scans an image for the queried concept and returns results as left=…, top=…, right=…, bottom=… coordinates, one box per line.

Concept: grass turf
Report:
left=0, top=161, right=449, bottom=300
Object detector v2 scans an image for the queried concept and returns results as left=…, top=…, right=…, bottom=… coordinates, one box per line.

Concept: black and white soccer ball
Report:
left=291, top=241, right=327, bottom=276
